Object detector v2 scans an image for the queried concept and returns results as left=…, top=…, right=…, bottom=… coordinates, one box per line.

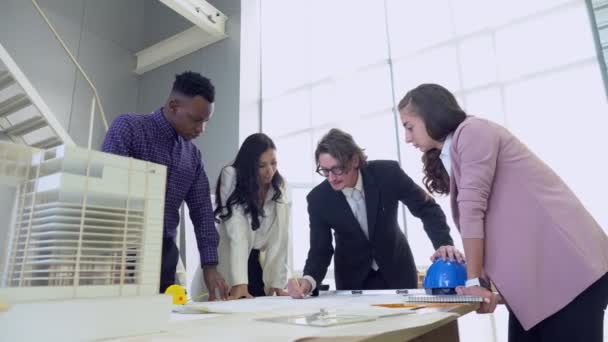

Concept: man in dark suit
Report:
left=288, top=129, right=462, bottom=297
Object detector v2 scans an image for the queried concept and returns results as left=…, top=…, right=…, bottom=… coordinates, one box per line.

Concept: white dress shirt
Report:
left=439, top=133, right=453, bottom=176
left=190, top=166, right=290, bottom=298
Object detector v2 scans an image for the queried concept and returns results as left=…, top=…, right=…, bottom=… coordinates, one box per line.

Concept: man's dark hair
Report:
left=315, top=128, right=368, bottom=170
left=172, top=71, right=215, bottom=103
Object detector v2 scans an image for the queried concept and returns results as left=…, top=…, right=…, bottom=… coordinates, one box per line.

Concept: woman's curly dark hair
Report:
left=214, top=133, right=284, bottom=231
left=398, top=84, right=466, bottom=195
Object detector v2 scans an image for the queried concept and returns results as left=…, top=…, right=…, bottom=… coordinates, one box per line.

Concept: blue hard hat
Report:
left=423, top=258, right=467, bottom=295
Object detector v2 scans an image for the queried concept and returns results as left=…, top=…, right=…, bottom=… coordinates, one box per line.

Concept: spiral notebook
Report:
left=403, top=294, right=484, bottom=303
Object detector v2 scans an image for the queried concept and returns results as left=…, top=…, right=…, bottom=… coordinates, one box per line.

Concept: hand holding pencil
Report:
left=285, top=263, right=312, bottom=299
left=287, top=277, right=312, bottom=299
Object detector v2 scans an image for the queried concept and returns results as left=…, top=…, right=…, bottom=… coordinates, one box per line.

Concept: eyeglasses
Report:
left=316, top=165, right=346, bottom=177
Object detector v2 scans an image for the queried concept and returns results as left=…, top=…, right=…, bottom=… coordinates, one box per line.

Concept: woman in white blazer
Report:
left=191, top=133, right=290, bottom=300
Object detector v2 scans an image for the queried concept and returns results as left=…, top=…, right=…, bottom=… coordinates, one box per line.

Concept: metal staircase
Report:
left=0, top=44, right=74, bottom=149
left=0, top=0, right=228, bottom=151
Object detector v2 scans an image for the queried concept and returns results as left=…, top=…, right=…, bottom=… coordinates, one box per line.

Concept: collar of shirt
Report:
left=341, top=169, right=364, bottom=199
left=439, top=133, right=453, bottom=176
left=152, top=107, right=178, bottom=141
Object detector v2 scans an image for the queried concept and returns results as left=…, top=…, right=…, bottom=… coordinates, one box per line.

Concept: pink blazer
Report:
left=449, top=117, right=608, bottom=330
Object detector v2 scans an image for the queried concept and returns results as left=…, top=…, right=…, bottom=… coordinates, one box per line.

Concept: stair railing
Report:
left=30, top=0, right=109, bottom=150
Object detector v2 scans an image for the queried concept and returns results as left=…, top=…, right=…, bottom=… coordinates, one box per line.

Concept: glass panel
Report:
left=262, top=89, right=310, bottom=138
left=261, top=0, right=311, bottom=97
left=392, top=45, right=462, bottom=99
left=311, top=64, right=393, bottom=127
left=386, top=0, right=453, bottom=58
left=452, top=0, right=573, bottom=36
left=492, top=0, right=574, bottom=25
left=504, top=63, right=608, bottom=228
left=459, top=34, right=498, bottom=89
left=495, top=4, right=596, bottom=81
left=464, top=87, right=505, bottom=125
left=273, top=132, right=314, bottom=185
left=451, top=0, right=498, bottom=36
left=339, top=111, right=399, bottom=161
left=310, top=0, right=388, bottom=81
left=311, top=82, right=340, bottom=127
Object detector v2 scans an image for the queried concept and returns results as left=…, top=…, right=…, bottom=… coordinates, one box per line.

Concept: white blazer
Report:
left=191, top=166, right=290, bottom=299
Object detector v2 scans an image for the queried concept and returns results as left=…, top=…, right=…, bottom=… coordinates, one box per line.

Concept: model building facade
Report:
left=0, top=142, right=166, bottom=302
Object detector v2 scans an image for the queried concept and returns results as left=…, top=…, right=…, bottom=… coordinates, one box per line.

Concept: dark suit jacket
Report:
left=303, top=160, right=453, bottom=290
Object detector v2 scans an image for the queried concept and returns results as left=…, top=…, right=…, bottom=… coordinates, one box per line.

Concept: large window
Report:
left=260, top=0, right=401, bottom=282
left=252, top=1, right=608, bottom=339
left=258, top=0, right=608, bottom=280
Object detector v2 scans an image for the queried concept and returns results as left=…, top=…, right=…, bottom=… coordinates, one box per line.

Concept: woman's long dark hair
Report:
left=214, top=133, right=284, bottom=231
left=398, top=84, right=467, bottom=195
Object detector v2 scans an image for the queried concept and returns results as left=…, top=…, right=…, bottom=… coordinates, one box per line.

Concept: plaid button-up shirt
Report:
left=102, top=108, right=218, bottom=265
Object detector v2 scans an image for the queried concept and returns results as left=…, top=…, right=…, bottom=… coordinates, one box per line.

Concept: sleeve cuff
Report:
left=459, top=221, right=485, bottom=238
left=200, top=254, right=219, bottom=267
left=303, top=275, right=317, bottom=293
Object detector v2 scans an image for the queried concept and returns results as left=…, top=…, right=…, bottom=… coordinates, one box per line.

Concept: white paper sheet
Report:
left=188, top=295, right=416, bottom=315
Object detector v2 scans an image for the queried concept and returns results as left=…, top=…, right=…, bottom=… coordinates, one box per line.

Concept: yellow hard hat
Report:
left=164, top=284, right=187, bottom=305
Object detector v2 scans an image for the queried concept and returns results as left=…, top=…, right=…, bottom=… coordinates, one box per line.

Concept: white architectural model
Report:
left=0, top=142, right=166, bottom=300
left=0, top=142, right=172, bottom=341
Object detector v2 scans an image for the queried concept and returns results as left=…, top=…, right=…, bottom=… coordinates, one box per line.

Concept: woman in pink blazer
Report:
left=398, top=84, right=608, bottom=342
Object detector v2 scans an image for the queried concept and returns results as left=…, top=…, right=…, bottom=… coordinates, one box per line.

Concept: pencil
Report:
left=286, top=262, right=301, bottom=289
left=190, top=292, right=209, bottom=302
